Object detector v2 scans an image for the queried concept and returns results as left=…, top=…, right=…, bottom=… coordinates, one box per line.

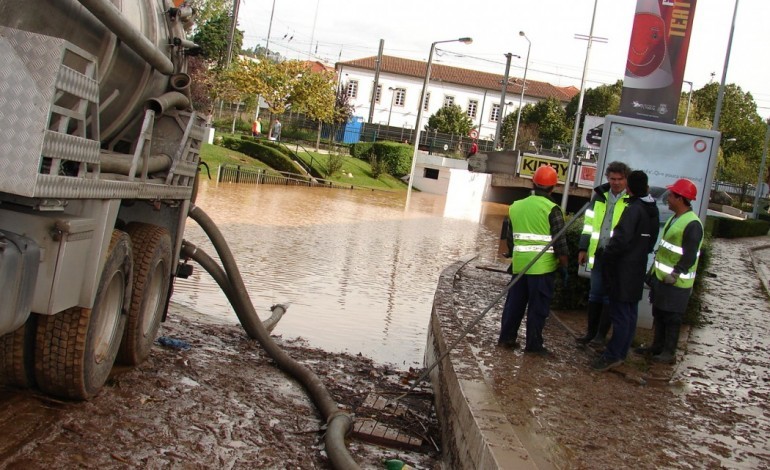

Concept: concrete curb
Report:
left=749, top=244, right=770, bottom=298
left=425, top=255, right=537, bottom=470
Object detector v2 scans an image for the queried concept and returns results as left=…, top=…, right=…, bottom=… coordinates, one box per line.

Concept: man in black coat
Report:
left=592, top=170, right=660, bottom=372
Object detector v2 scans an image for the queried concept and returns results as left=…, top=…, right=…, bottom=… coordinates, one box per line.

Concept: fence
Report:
left=216, top=164, right=359, bottom=190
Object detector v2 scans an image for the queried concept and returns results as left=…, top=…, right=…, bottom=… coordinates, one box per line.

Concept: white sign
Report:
left=581, top=115, right=605, bottom=150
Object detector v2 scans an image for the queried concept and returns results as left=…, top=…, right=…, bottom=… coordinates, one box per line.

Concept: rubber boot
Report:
left=634, top=319, right=665, bottom=356
left=652, top=322, right=681, bottom=364
left=576, top=302, right=603, bottom=344
left=589, top=304, right=611, bottom=346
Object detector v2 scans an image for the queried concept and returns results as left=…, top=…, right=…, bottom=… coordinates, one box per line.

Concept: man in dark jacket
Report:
left=592, top=170, right=660, bottom=371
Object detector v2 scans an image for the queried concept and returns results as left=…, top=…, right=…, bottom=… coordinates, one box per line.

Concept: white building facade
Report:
left=336, top=55, right=578, bottom=142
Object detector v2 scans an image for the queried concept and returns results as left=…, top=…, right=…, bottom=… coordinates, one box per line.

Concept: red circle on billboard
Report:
left=693, top=140, right=707, bottom=153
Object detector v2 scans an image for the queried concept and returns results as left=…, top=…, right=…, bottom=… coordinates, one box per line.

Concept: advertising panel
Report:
left=581, top=115, right=605, bottom=150
left=618, top=0, right=698, bottom=124
left=518, top=154, right=569, bottom=182
left=577, top=162, right=597, bottom=188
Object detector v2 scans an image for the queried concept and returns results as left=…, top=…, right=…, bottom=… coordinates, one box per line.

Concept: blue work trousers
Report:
left=499, top=273, right=555, bottom=351
left=603, top=300, right=639, bottom=362
left=588, top=255, right=609, bottom=304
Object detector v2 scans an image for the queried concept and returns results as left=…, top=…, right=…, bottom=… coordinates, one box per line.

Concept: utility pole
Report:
left=369, top=40, right=384, bottom=124
left=494, top=53, right=513, bottom=150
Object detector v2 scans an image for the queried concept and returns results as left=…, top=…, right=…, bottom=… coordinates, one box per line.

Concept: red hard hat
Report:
left=533, top=165, right=558, bottom=186
left=666, top=178, right=697, bottom=201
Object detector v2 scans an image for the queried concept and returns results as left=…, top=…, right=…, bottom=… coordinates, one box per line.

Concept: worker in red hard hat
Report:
left=497, top=165, right=569, bottom=355
left=635, top=178, right=703, bottom=364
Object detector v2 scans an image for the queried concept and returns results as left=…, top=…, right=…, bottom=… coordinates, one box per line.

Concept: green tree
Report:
left=564, top=80, right=623, bottom=129
left=691, top=83, right=766, bottom=183
left=189, top=0, right=232, bottom=29
left=426, top=105, right=474, bottom=135
left=192, top=10, right=243, bottom=69
left=521, top=97, right=570, bottom=147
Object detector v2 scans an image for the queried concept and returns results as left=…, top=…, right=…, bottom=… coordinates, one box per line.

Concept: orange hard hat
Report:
left=533, top=165, right=558, bottom=186
left=666, top=178, right=697, bottom=201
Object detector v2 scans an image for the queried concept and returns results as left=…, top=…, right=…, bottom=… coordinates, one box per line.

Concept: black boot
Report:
left=576, top=302, right=603, bottom=344
left=635, top=318, right=665, bottom=356
left=589, top=304, right=611, bottom=346
left=652, top=321, right=681, bottom=364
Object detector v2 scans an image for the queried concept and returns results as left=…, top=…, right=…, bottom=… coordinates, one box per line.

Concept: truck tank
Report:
left=0, top=0, right=204, bottom=399
left=0, top=0, right=191, bottom=144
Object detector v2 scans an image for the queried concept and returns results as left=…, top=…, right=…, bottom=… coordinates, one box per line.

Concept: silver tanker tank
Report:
left=0, top=0, right=195, bottom=143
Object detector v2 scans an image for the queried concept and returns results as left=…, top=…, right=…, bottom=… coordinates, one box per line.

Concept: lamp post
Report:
left=512, top=31, right=531, bottom=152
left=713, top=0, right=740, bottom=131
left=406, top=37, right=472, bottom=207
left=683, top=80, right=694, bottom=127
left=561, top=0, right=601, bottom=211
left=387, top=87, right=397, bottom=127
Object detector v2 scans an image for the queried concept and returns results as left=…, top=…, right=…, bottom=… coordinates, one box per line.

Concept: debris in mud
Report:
left=0, top=311, right=442, bottom=469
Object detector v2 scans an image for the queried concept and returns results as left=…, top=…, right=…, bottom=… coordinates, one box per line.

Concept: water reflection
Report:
left=174, top=180, right=509, bottom=366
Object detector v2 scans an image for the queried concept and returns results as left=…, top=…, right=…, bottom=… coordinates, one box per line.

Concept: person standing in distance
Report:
left=636, top=178, right=703, bottom=364
left=592, top=170, right=659, bottom=371
left=576, top=161, right=631, bottom=346
left=498, top=166, right=569, bottom=355
left=270, top=117, right=282, bottom=141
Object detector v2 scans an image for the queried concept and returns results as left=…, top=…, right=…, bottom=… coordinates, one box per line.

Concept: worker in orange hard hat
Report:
left=635, top=178, right=703, bottom=364
left=497, top=165, right=569, bottom=355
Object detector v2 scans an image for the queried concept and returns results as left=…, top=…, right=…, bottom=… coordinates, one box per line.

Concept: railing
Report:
left=217, top=164, right=361, bottom=190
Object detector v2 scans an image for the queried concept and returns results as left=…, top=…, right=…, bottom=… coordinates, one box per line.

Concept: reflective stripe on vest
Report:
left=509, top=195, right=559, bottom=275
left=582, top=190, right=628, bottom=269
left=653, top=211, right=703, bottom=288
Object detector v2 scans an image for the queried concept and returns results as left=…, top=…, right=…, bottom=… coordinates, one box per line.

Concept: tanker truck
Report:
left=0, top=0, right=205, bottom=399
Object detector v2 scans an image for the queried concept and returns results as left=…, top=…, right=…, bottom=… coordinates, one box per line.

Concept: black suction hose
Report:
left=184, top=205, right=359, bottom=470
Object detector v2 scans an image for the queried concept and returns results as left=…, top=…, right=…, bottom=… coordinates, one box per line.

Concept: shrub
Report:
left=350, top=142, right=412, bottom=177
left=220, top=137, right=304, bottom=175
left=710, top=217, right=770, bottom=238
left=551, top=214, right=591, bottom=310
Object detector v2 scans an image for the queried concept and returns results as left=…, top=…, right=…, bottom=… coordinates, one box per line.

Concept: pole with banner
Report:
left=618, top=0, right=699, bottom=124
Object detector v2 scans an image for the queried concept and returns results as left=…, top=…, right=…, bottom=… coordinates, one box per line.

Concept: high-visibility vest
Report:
left=509, top=195, right=559, bottom=275
left=653, top=211, right=703, bottom=288
left=582, top=190, right=629, bottom=268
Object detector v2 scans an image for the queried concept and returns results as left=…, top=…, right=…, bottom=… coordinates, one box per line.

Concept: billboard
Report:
left=618, top=0, right=698, bottom=124
left=518, top=153, right=569, bottom=182
left=581, top=115, right=605, bottom=150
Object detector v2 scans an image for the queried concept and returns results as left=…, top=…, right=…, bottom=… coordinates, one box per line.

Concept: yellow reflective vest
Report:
left=653, top=211, right=703, bottom=288
left=582, top=190, right=629, bottom=268
left=509, top=195, right=558, bottom=275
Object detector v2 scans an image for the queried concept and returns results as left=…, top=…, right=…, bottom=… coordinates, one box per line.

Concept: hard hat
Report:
left=666, top=178, right=697, bottom=201
left=533, top=165, right=558, bottom=186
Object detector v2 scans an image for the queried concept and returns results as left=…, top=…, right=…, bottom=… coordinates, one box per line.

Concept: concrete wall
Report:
left=426, top=257, right=537, bottom=470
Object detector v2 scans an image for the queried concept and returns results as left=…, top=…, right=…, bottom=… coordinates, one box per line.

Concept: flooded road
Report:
left=174, top=180, right=507, bottom=366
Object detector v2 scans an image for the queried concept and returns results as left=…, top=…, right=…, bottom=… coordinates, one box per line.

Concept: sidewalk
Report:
left=428, top=235, right=770, bottom=469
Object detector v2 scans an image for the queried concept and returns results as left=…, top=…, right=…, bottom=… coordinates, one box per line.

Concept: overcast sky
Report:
left=236, top=0, right=770, bottom=119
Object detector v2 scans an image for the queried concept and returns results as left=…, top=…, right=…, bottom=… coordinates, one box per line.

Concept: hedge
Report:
left=350, top=141, right=413, bottom=177
left=221, top=137, right=304, bottom=175
left=707, top=216, right=770, bottom=238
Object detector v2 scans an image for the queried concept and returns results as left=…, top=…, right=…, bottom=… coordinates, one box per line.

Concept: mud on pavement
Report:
left=0, top=307, right=442, bottom=469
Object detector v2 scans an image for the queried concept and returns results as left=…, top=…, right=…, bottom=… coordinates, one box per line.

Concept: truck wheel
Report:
left=0, top=317, right=37, bottom=388
left=35, top=230, right=132, bottom=400
left=117, top=223, right=172, bottom=365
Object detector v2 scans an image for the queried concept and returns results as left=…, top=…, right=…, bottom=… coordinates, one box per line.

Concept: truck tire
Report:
left=34, top=230, right=132, bottom=400
left=0, top=317, right=36, bottom=388
left=117, top=223, right=172, bottom=365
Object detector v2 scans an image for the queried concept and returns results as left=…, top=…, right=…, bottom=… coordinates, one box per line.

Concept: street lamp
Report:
left=387, top=87, right=397, bottom=127
left=683, top=80, right=694, bottom=127
left=406, top=37, right=472, bottom=207
left=512, top=31, right=531, bottom=152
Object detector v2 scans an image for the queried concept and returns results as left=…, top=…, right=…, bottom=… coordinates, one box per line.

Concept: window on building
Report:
left=443, top=95, right=455, bottom=107
left=490, top=104, right=501, bottom=122
left=424, top=168, right=440, bottom=180
left=467, top=100, right=478, bottom=118
left=346, top=80, right=358, bottom=99
left=423, top=92, right=431, bottom=111
left=374, top=84, right=382, bottom=103
left=394, top=88, right=406, bottom=106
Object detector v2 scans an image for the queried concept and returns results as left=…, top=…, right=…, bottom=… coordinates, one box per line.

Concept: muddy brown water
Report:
left=175, top=180, right=508, bottom=367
